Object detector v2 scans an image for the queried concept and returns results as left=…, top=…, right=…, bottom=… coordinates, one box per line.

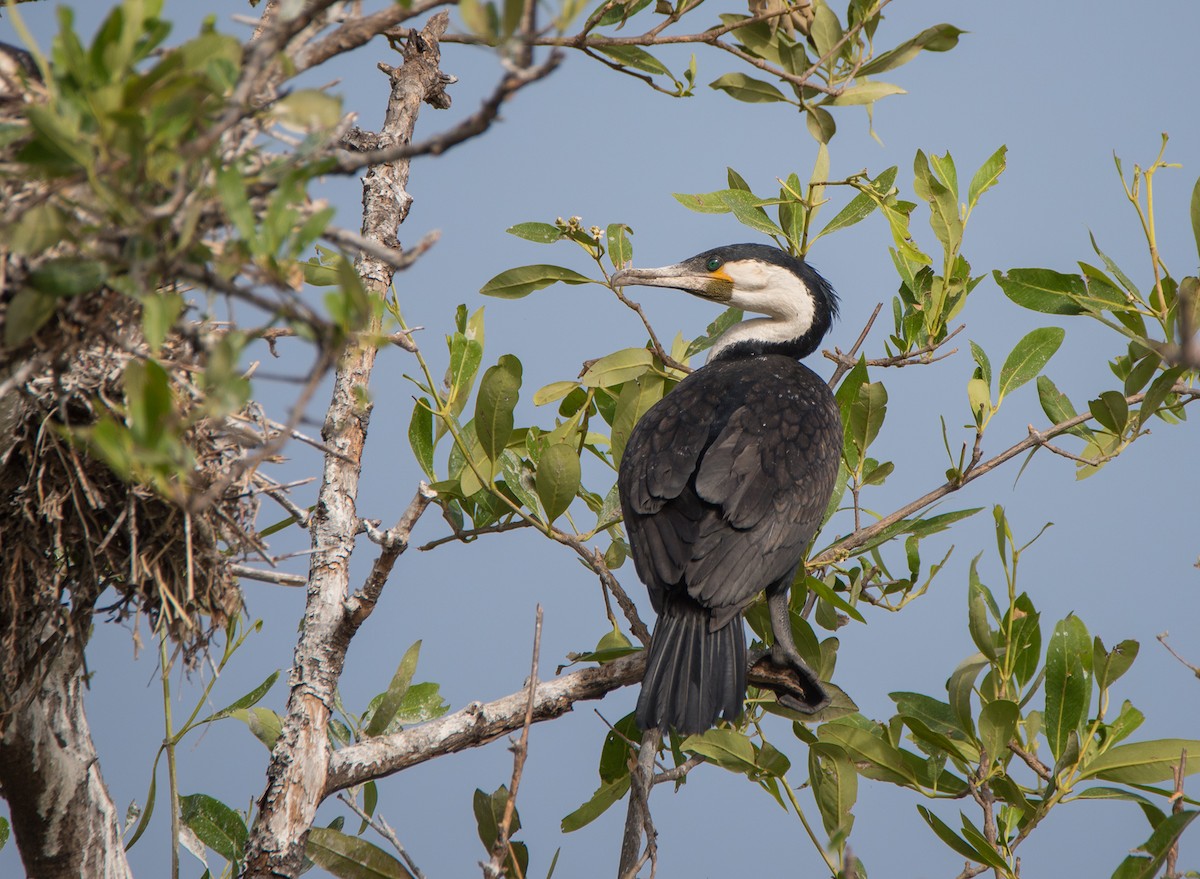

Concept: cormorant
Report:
left=612, top=243, right=842, bottom=735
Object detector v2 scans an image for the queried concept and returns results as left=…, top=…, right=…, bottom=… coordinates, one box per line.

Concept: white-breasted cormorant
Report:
left=612, top=243, right=842, bottom=735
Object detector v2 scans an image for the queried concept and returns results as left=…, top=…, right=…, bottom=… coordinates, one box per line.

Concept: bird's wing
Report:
left=687, top=394, right=838, bottom=612
left=619, top=366, right=841, bottom=619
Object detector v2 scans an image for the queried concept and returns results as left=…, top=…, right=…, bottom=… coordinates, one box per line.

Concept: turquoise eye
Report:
left=705, top=256, right=722, bottom=272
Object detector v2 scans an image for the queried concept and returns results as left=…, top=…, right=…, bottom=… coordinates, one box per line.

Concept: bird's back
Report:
left=618, top=354, right=842, bottom=625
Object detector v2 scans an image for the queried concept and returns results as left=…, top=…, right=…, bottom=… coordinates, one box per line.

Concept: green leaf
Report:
left=828, top=81, right=905, bottom=107
left=1079, top=739, right=1200, bottom=784
left=687, top=307, right=743, bottom=358
left=806, top=575, right=865, bottom=624
left=994, top=268, right=1087, bottom=315
left=1094, top=638, right=1139, bottom=693
left=1044, top=615, right=1092, bottom=763
left=7, top=202, right=66, bottom=255
left=848, top=381, right=887, bottom=457
left=535, top=443, right=580, bottom=522
left=1191, top=175, right=1200, bottom=263
left=967, top=145, right=1007, bottom=210
left=806, top=105, right=836, bottom=144
left=947, top=653, right=989, bottom=735
left=306, top=826, right=415, bottom=879
left=596, top=44, right=672, bottom=77
left=27, top=257, right=107, bottom=297
left=475, top=355, right=523, bottom=463
left=818, top=721, right=918, bottom=787
left=969, top=341, right=992, bottom=389
left=607, top=223, right=633, bottom=269
left=997, top=327, right=1065, bottom=403
left=179, top=794, right=247, bottom=864
left=1137, top=365, right=1186, bottom=430
left=1110, top=811, right=1199, bottom=879
left=1036, top=376, right=1092, bottom=440
left=809, top=742, right=857, bottom=836
left=533, top=381, right=579, bottom=406
left=1089, top=390, right=1129, bottom=434
left=0, top=815, right=8, bottom=850
left=817, top=167, right=898, bottom=240
left=479, top=264, right=593, bottom=298
left=4, top=287, right=59, bottom=347
left=365, top=641, right=422, bottom=738
left=409, top=398, right=436, bottom=479
left=473, top=786, right=528, bottom=878
left=857, top=23, right=964, bottom=76
left=229, top=707, right=282, bottom=749
left=912, top=150, right=962, bottom=254
left=917, top=806, right=982, bottom=863
left=978, top=700, right=1019, bottom=765
left=579, top=348, right=653, bottom=388
left=610, top=372, right=665, bottom=465
left=445, top=335, right=483, bottom=421
left=506, top=222, right=563, bottom=243
left=967, top=571, right=997, bottom=659
left=273, top=89, right=341, bottom=131
left=201, top=670, right=280, bottom=725
left=709, top=72, right=789, bottom=104
left=682, top=728, right=757, bottom=773
left=393, top=681, right=450, bottom=724
left=561, top=776, right=630, bottom=832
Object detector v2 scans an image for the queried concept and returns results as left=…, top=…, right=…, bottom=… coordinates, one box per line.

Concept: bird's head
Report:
left=610, top=243, right=838, bottom=361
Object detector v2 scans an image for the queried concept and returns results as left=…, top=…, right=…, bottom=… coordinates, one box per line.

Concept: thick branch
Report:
left=243, top=15, right=454, bottom=877
left=325, top=653, right=645, bottom=794
left=0, top=625, right=133, bottom=879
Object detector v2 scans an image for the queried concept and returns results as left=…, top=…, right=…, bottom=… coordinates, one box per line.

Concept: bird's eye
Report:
left=705, top=256, right=723, bottom=272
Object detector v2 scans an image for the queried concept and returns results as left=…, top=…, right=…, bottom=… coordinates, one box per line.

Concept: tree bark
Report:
left=0, top=622, right=133, bottom=879
left=242, top=14, right=453, bottom=877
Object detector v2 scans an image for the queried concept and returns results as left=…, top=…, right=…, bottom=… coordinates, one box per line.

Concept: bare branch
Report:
left=345, top=484, right=438, bottom=633
left=485, top=606, right=543, bottom=879
left=1157, top=632, right=1200, bottom=678
left=826, top=302, right=882, bottom=388
left=325, top=653, right=645, bottom=795
left=228, top=564, right=307, bottom=587
left=811, top=385, right=1200, bottom=566
left=333, top=51, right=562, bottom=174
left=1008, top=739, right=1052, bottom=782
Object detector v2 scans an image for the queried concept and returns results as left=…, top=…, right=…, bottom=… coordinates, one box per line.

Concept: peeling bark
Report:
left=242, top=15, right=454, bottom=877
left=325, top=653, right=645, bottom=794
left=0, top=620, right=133, bottom=879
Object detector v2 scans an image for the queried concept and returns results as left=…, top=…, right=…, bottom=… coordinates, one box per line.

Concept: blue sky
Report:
left=3, top=1, right=1199, bottom=876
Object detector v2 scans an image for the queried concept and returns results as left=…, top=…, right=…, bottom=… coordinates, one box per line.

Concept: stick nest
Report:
left=0, top=284, right=277, bottom=687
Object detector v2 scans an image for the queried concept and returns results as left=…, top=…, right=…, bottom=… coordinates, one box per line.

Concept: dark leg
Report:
left=759, top=582, right=830, bottom=713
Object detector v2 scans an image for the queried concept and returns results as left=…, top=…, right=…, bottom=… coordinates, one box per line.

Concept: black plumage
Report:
left=613, top=244, right=842, bottom=735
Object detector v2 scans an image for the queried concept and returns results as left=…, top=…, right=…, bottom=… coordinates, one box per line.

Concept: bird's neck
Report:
left=708, top=316, right=822, bottom=362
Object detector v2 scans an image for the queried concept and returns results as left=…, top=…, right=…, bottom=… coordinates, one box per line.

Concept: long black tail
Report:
left=635, top=598, right=746, bottom=735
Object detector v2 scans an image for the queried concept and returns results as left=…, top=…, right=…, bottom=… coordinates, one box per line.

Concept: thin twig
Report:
left=826, top=303, right=882, bottom=388
left=1165, top=749, right=1187, bottom=879
left=810, top=385, right=1200, bottom=566
left=228, top=564, right=307, bottom=587
left=1157, top=633, right=1200, bottom=677
left=619, top=727, right=661, bottom=879
left=1008, top=740, right=1052, bottom=782
left=334, top=52, right=563, bottom=173
left=336, top=792, right=428, bottom=879
left=418, top=518, right=534, bottom=551
left=486, top=606, right=543, bottom=878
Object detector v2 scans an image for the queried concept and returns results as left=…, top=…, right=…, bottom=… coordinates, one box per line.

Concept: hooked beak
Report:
left=610, top=264, right=733, bottom=302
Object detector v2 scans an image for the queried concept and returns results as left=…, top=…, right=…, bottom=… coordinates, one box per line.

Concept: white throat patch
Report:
left=709, top=262, right=817, bottom=360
